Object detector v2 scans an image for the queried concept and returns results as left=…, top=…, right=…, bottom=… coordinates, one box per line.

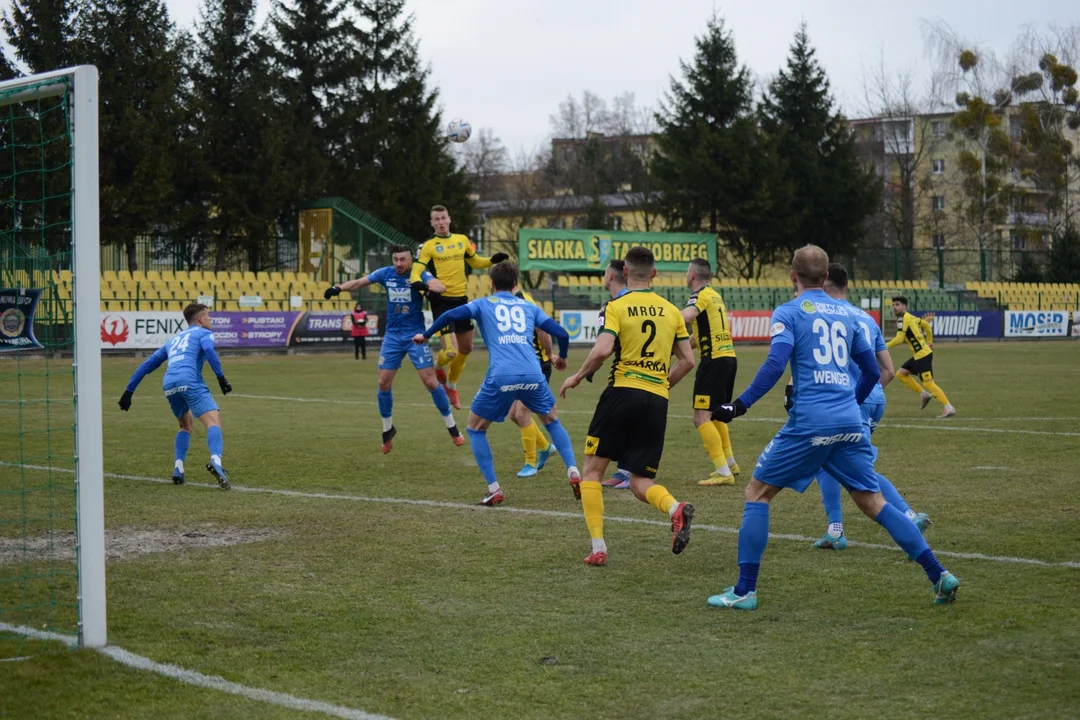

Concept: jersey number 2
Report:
left=811, top=319, right=848, bottom=367
left=640, top=320, right=656, bottom=358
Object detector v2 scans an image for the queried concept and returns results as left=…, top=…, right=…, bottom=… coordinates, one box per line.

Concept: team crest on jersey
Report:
left=800, top=300, right=816, bottom=313
left=487, top=296, right=501, bottom=303
left=435, top=245, right=444, bottom=253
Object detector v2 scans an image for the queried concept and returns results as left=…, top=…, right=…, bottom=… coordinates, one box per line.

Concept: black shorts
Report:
left=429, top=293, right=471, bottom=334
left=693, top=357, right=737, bottom=411
left=541, top=360, right=552, bottom=382
left=585, top=386, right=668, bottom=479
left=901, top=354, right=934, bottom=382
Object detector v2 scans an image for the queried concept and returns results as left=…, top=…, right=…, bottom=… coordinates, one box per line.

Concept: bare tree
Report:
left=454, top=127, right=508, bottom=199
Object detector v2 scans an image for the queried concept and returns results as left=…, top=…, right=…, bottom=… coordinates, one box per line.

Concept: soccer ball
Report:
left=446, top=118, right=471, bottom=143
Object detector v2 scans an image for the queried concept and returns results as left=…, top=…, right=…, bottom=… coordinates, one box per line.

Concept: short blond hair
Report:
left=430, top=204, right=448, bottom=215
left=792, top=244, right=828, bottom=287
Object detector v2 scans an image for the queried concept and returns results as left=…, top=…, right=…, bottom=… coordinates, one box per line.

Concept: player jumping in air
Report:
left=560, top=247, right=697, bottom=567
left=708, top=245, right=959, bottom=610
left=804, top=264, right=931, bottom=550
left=410, top=205, right=509, bottom=410
left=887, top=296, right=956, bottom=418
left=414, top=262, right=581, bottom=506
left=680, top=258, right=740, bottom=486
left=118, top=302, right=233, bottom=488
left=324, top=244, right=463, bottom=454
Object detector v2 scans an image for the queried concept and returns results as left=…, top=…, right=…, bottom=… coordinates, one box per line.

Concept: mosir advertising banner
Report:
left=918, top=311, right=1000, bottom=339
left=1004, top=310, right=1070, bottom=337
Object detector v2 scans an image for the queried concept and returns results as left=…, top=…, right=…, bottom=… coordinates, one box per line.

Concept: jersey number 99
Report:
left=812, top=319, right=848, bottom=367
left=496, top=304, right=527, bottom=333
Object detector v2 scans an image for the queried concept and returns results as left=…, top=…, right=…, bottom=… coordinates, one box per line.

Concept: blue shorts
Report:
left=378, top=332, right=434, bottom=371
left=755, top=422, right=879, bottom=494
left=862, top=401, right=885, bottom=434
left=470, top=373, right=554, bottom=423
left=164, top=383, right=218, bottom=419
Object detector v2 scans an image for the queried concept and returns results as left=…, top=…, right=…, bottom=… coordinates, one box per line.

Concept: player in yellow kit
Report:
left=887, top=296, right=956, bottom=418
left=410, top=205, right=508, bottom=408
left=508, top=286, right=556, bottom=477
left=680, top=258, right=740, bottom=486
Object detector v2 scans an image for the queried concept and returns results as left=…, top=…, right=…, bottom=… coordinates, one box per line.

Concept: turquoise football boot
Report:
left=813, top=532, right=847, bottom=550
left=932, top=571, right=960, bottom=604
left=707, top=586, right=758, bottom=610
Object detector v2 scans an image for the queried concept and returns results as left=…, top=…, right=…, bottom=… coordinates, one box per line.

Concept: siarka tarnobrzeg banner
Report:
left=0, top=288, right=43, bottom=351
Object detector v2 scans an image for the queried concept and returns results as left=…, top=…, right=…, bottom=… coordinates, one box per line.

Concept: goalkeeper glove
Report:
left=784, top=385, right=794, bottom=413
left=712, top=398, right=747, bottom=423
left=490, top=252, right=509, bottom=264
left=118, top=390, right=133, bottom=411
left=218, top=376, right=232, bottom=395
left=324, top=286, right=341, bottom=300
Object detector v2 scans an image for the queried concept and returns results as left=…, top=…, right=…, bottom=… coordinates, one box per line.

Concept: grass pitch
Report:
left=2, top=342, right=1079, bottom=719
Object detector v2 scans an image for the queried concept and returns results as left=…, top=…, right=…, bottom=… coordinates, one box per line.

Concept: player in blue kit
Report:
left=708, top=245, right=959, bottom=609
left=325, top=244, right=463, bottom=454
left=414, top=262, right=582, bottom=506
left=118, top=303, right=233, bottom=489
left=807, top=264, right=931, bottom=549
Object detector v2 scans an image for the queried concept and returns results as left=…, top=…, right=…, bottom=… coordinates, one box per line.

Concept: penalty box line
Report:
left=0, top=622, right=393, bottom=720
left=4, top=461, right=1078, bottom=570
left=228, top=394, right=1080, bottom=438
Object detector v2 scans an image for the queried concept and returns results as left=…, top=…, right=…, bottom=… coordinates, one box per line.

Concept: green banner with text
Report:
left=517, top=229, right=716, bottom=272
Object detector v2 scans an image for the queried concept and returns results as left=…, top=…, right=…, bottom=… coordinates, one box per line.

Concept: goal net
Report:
left=0, top=67, right=104, bottom=658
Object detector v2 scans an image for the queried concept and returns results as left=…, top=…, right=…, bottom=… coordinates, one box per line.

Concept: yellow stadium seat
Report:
left=102, top=270, right=118, bottom=284
left=117, top=270, right=132, bottom=283
left=242, top=272, right=257, bottom=283
left=269, top=271, right=283, bottom=283
left=557, top=276, right=569, bottom=288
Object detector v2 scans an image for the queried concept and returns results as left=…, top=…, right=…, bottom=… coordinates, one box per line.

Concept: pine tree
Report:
left=189, top=0, right=289, bottom=270
left=78, top=0, right=186, bottom=271
left=1, top=0, right=80, bottom=75
left=759, top=24, right=879, bottom=256
left=340, top=0, right=472, bottom=241
left=653, top=14, right=786, bottom=277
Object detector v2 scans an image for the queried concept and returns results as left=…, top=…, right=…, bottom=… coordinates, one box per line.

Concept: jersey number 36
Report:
left=811, top=319, right=848, bottom=367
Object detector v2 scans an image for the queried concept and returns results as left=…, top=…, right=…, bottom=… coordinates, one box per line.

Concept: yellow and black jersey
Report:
left=516, top=289, right=550, bottom=363
left=887, top=311, right=933, bottom=359
left=600, top=289, right=689, bottom=399
left=410, top=233, right=492, bottom=298
left=686, top=285, right=735, bottom=360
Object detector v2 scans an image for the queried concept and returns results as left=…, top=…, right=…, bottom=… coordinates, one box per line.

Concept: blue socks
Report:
left=735, top=501, right=770, bottom=595
left=817, top=472, right=844, bottom=525
left=174, top=430, right=190, bottom=464
left=915, top=549, right=946, bottom=585
left=377, top=389, right=393, bottom=418
left=874, top=502, right=932, bottom=570
left=429, top=387, right=451, bottom=416
left=543, top=419, right=576, bottom=467
left=877, top=473, right=913, bottom=516
left=466, top=428, right=498, bottom=490
left=206, top=425, right=223, bottom=460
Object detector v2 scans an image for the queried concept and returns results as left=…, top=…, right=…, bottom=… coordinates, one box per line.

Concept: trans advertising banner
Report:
left=916, top=311, right=1000, bottom=339
left=1004, top=310, right=1071, bottom=337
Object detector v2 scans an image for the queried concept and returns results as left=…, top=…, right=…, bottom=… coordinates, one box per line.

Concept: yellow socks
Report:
left=448, top=351, right=469, bottom=384
left=580, top=480, right=605, bottom=539
left=714, top=420, right=734, bottom=462
left=697, top=422, right=727, bottom=470
left=535, top=425, right=550, bottom=452
left=923, top=379, right=951, bottom=407
left=644, top=484, right=676, bottom=515
left=897, top=373, right=924, bottom=395
left=521, top=423, right=537, bottom=465
left=436, top=348, right=456, bottom=369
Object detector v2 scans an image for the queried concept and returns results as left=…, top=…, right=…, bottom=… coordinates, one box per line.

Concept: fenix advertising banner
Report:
left=518, top=229, right=716, bottom=272
left=917, top=311, right=1000, bottom=339
left=1004, top=310, right=1071, bottom=337
left=99, top=311, right=375, bottom=349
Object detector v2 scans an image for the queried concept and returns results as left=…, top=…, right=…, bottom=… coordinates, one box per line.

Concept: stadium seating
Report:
left=965, top=281, right=1080, bottom=310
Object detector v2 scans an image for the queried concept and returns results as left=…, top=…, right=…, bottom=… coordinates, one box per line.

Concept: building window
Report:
left=1011, top=231, right=1026, bottom=251
left=932, top=159, right=945, bottom=174
left=932, top=233, right=946, bottom=249
left=545, top=217, right=564, bottom=229
left=572, top=216, right=589, bottom=230
left=609, top=215, right=623, bottom=231
left=931, top=121, right=946, bottom=137
left=932, top=195, right=946, bottom=212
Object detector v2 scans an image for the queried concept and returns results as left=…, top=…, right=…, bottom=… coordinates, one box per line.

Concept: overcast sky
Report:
left=164, top=0, right=1072, bottom=151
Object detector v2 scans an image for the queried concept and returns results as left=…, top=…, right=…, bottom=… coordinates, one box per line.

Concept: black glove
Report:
left=712, top=398, right=747, bottom=423
left=118, top=390, right=133, bottom=411
left=324, top=286, right=341, bottom=300
left=411, top=281, right=428, bottom=294
left=784, top=385, right=794, bottom=413
left=490, top=252, right=509, bottom=264
left=218, top=376, right=232, bottom=395
left=584, top=371, right=595, bottom=383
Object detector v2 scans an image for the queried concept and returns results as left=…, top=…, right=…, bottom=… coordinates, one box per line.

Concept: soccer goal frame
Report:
left=0, top=66, right=105, bottom=648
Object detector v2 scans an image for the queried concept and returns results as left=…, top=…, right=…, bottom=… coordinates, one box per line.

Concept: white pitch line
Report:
left=4, top=461, right=1078, bottom=569
left=229, top=394, right=1080, bottom=437
left=0, top=622, right=393, bottom=720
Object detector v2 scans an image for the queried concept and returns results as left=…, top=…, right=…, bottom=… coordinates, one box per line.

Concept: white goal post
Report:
left=0, top=66, right=105, bottom=648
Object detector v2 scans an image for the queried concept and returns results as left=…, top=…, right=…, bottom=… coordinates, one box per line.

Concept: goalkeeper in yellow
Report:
left=887, top=296, right=956, bottom=418
left=410, top=204, right=509, bottom=409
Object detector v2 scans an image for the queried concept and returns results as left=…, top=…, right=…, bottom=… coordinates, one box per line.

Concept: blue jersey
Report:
left=847, top=303, right=886, bottom=405
left=162, top=326, right=219, bottom=388
left=770, top=289, right=873, bottom=431
left=367, top=265, right=433, bottom=336
left=466, top=292, right=552, bottom=376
